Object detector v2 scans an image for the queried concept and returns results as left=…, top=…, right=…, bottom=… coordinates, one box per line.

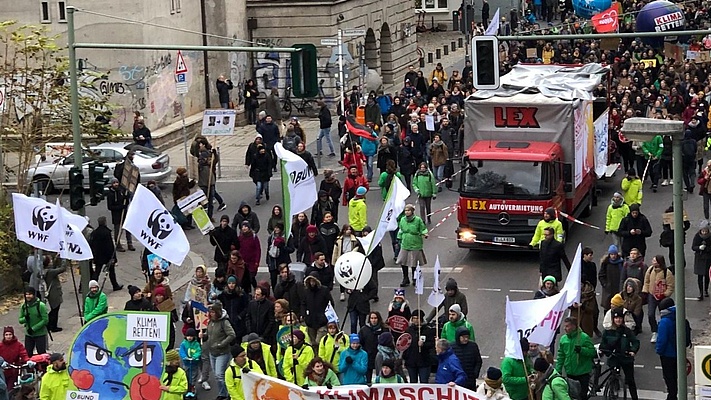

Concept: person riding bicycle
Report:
left=600, top=308, right=640, bottom=400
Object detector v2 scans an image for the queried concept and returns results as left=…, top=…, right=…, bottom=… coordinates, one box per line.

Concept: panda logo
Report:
left=147, top=209, right=173, bottom=240
left=32, top=206, right=57, bottom=232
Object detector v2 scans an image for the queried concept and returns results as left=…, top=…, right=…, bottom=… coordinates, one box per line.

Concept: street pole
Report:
left=338, top=29, right=345, bottom=116
left=622, top=117, right=686, bottom=400
left=180, top=94, right=189, bottom=177
left=67, top=7, right=91, bottom=299
left=672, top=132, right=687, bottom=400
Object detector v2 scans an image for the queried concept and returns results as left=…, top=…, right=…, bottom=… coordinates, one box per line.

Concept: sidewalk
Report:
left=0, top=251, right=205, bottom=355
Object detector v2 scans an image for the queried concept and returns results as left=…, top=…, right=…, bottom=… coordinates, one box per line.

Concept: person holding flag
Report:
left=396, top=204, right=428, bottom=287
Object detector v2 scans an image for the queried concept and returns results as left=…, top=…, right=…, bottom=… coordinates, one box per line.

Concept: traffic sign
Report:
left=342, top=28, right=366, bottom=37
left=321, top=38, right=338, bottom=46
left=175, top=50, right=188, bottom=74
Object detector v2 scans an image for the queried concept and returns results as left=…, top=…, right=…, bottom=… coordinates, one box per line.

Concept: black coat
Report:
left=305, top=263, right=335, bottom=292
left=218, top=288, right=250, bottom=341
left=319, top=179, right=342, bottom=214
left=402, top=323, right=436, bottom=368
left=319, top=105, right=332, bottom=129
left=298, top=236, right=329, bottom=266
left=582, top=260, right=598, bottom=288
left=106, top=186, right=128, bottom=225
left=452, top=332, right=481, bottom=390
left=302, top=282, right=333, bottom=328
left=377, top=146, right=398, bottom=171
left=257, top=122, right=280, bottom=146
left=318, top=222, right=339, bottom=262
left=311, top=199, right=337, bottom=226
left=209, top=226, right=239, bottom=264
left=124, top=298, right=157, bottom=312
left=297, top=151, right=318, bottom=176
left=216, top=79, right=233, bottom=104
left=618, top=213, right=653, bottom=256
left=539, top=239, right=571, bottom=282
left=347, top=279, right=377, bottom=314
left=358, top=323, right=386, bottom=368
left=245, top=298, right=275, bottom=344
left=89, top=225, right=116, bottom=269
left=273, top=273, right=305, bottom=317
left=249, top=152, right=273, bottom=183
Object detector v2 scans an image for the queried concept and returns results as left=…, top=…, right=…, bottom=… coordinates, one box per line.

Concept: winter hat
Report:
left=128, top=285, right=141, bottom=297
left=613, top=192, right=622, bottom=198
left=49, top=353, right=64, bottom=363
left=257, top=281, right=271, bottom=297
left=611, top=308, right=624, bottom=319
left=255, top=133, right=263, bottom=140
left=393, top=288, right=405, bottom=299
left=292, top=329, right=306, bottom=342
left=356, top=186, right=367, bottom=196
left=165, top=349, right=180, bottom=364
left=227, top=275, right=237, bottom=284
left=449, top=304, right=462, bottom=315
left=701, top=220, right=710, bottom=230
left=362, top=225, right=373, bottom=234
left=240, top=221, right=251, bottom=230
left=89, top=280, right=100, bottom=289
left=629, top=203, right=641, bottom=213
left=533, top=357, right=550, bottom=373
left=209, top=301, right=223, bottom=315
left=243, top=333, right=261, bottom=344
left=3, top=326, right=14, bottom=336
left=659, top=297, right=675, bottom=310
left=608, top=244, right=619, bottom=254
left=185, top=328, right=198, bottom=338
left=378, top=331, right=393, bottom=346
left=610, top=293, right=624, bottom=308
left=627, top=168, right=636, bottom=176
left=220, top=215, right=230, bottom=223
left=153, top=286, right=166, bottom=298
left=349, top=334, right=360, bottom=343
left=411, top=309, right=425, bottom=320
left=381, top=358, right=395, bottom=369
left=542, top=276, right=557, bottom=285
left=327, top=319, right=338, bottom=328
left=110, top=177, right=119, bottom=184
left=258, top=111, right=267, bottom=119
left=486, top=366, right=503, bottom=381
left=318, top=190, right=328, bottom=198
left=306, top=224, right=318, bottom=234
left=231, top=344, right=246, bottom=358
left=445, top=278, right=458, bottom=291
left=215, top=268, right=226, bottom=278
left=544, top=207, right=556, bottom=219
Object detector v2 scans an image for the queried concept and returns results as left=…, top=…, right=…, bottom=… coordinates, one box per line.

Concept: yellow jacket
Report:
left=429, top=68, right=448, bottom=84
left=226, top=359, right=263, bottom=400
left=241, top=342, right=278, bottom=377
left=318, top=332, right=349, bottom=372
left=160, top=367, right=188, bottom=400
left=39, top=365, right=69, bottom=400
left=621, top=177, right=643, bottom=205
left=348, top=198, right=368, bottom=232
left=282, top=343, right=315, bottom=386
left=530, top=219, right=564, bottom=246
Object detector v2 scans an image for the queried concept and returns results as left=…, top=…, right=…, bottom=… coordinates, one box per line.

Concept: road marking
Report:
left=510, top=289, right=534, bottom=293
left=654, top=366, right=662, bottom=370
left=478, top=288, right=502, bottom=292
left=637, top=389, right=669, bottom=400
left=481, top=355, right=490, bottom=359
left=380, top=267, right=463, bottom=273
left=685, top=297, right=700, bottom=301
left=634, top=364, right=644, bottom=368
left=381, top=286, right=469, bottom=290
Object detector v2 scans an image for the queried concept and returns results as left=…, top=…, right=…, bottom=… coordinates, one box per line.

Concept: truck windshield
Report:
left=461, top=160, right=550, bottom=197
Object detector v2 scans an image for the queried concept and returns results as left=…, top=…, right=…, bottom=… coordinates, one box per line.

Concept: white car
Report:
left=27, top=143, right=172, bottom=193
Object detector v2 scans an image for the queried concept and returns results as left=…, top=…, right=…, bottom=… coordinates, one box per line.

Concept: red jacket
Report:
left=0, top=337, right=29, bottom=385
left=342, top=175, right=369, bottom=206
left=340, top=151, right=366, bottom=177
left=238, top=232, right=262, bottom=275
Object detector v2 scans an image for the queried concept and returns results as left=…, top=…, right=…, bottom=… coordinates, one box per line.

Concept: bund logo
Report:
left=147, top=210, right=173, bottom=240
left=32, top=206, right=57, bottom=231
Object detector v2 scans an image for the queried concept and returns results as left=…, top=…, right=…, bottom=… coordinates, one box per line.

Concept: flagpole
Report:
left=68, top=260, right=85, bottom=326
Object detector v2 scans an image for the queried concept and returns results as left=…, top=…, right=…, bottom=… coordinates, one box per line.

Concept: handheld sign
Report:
left=126, top=313, right=169, bottom=342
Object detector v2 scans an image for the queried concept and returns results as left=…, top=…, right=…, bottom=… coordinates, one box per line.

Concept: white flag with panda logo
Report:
left=123, top=184, right=190, bottom=265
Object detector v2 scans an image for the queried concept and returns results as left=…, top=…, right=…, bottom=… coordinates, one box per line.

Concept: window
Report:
left=40, top=1, right=50, bottom=23
left=57, top=1, right=66, bottom=23
left=421, top=0, right=448, bottom=10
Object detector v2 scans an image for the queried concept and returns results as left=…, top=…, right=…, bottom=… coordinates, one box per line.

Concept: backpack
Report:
left=283, top=135, right=298, bottom=152
left=682, top=139, right=697, bottom=159
left=548, top=374, right=582, bottom=400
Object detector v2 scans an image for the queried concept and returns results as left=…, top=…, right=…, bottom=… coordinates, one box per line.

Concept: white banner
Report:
left=55, top=199, right=93, bottom=261
left=358, top=176, right=409, bottom=255
left=201, top=109, right=237, bottom=136
left=274, top=142, right=317, bottom=235
left=594, top=110, right=609, bottom=179
left=485, top=8, right=500, bottom=35
left=504, top=244, right=582, bottom=358
left=242, top=371, right=484, bottom=400
left=427, top=256, right=445, bottom=307
left=414, top=262, right=424, bottom=295
left=123, top=185, right=190, bottom=265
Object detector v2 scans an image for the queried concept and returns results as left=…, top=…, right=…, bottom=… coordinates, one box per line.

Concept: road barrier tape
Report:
left=436, top=236, right=530, bottom=248
left=426, top=203, right=457, bottom=217
left=557, top=210, right=601, bottom=230
left=428, top=205, right=458, bottom=233
left=434, top=167, right=465, bottom=188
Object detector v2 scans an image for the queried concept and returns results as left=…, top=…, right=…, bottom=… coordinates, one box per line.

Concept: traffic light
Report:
left=472, top=36, right=500, bottom=90
left=291, top=44, right=319, bottom=98
left=69, top=167, right=85, bottom=211
left=461, top=4, right=474, bottom=34
left=89, top=162, right=109, bottom=206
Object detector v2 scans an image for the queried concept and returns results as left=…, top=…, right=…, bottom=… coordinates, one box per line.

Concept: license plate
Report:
left=493, top=236, right=516, bottom=243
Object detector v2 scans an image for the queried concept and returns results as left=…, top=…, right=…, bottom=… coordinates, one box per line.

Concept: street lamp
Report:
left=621, top=117, right=686, bottom=400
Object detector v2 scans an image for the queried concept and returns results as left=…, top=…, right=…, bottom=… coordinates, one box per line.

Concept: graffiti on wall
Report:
left=253, top=51, right=292, bottom=93
left=229, top=35, right=249, bottom=104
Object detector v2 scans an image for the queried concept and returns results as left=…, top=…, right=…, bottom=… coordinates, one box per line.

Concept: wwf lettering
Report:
left=27, top=231, right=49, bottom=242
left=139, top=230, right=164, bottom=249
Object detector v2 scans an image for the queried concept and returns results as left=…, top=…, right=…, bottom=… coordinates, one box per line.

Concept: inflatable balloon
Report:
left=334, top=251, right=372, bottom=290
left=572, top=0, right=612, bottom=20
left=635, top=0, right=685, bottom=48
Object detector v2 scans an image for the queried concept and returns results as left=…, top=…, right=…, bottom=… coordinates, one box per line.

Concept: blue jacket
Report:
left=360, top=132, right=378, bottom=157
left=376, top=95, right=392, bottom=115
left=656, top=306, right=677, bottom=358
left=338, top=346, right=369, bottom=385
left=435, top=348, right=467, bottom=386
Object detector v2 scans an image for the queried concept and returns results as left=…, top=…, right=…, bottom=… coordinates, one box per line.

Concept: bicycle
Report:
left=5, top=353, right=50, bottom=398
left=280, top=86, right=319, bottom=119
left=589, top=347, right=627, bottom=400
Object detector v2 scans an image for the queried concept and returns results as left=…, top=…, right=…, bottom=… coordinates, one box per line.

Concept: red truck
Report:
left=456, top=83, right=610, bottom=249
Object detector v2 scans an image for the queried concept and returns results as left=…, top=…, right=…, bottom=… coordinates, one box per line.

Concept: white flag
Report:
left=274, top=142, right=318, bottom=236
left=13, top=193, right=64, bottom=252
left=123, top=184, right=190, bottom=265
left=414, top=262, right=424, bottom=295
left=505, top=297, right=524, bottom=359
left=358, top=175, right=410, bottom=255
left=427, top=256, right=445, bottom=307
left=562, top=244, right=582, bottom=306
left=504, top=291, right=568, bottom=358
left=485, top=8, right=500, bottom=35
left=55, top=199, right=93, bottom=261
left=325, top=302, right=339, bottom=324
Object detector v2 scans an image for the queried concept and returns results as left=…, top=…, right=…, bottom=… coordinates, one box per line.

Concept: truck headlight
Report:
left=459, top=230, right=476, bottom=241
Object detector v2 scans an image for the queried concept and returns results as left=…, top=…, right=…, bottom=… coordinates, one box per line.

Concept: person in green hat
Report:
left=535, top=276, right=560, bottom=299
left=159, top=349, right=188, bottom=400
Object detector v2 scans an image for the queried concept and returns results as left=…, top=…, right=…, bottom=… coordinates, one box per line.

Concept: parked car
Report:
left=26, top=142, right=171, bottom=193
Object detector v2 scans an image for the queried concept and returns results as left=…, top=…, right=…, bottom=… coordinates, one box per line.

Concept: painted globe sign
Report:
left=572, top=0, right=612, bottom=20
left=635, top=0, right=685, bottom=47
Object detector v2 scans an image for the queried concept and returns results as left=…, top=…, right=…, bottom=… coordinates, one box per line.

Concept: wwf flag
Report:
left=123, top=184, right=190, bottom=265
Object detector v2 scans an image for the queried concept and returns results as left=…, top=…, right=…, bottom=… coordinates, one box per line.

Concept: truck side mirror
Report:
left=562, top=163, right=573, bottom=193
